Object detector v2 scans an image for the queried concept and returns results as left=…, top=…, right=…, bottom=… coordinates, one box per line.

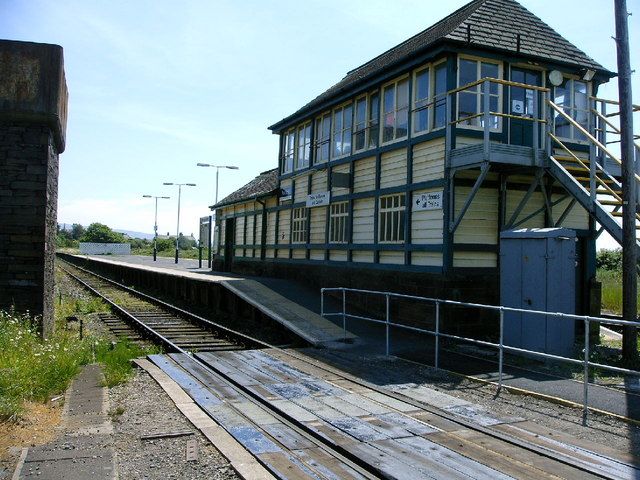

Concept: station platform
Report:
left=61, top=254, right=640, bottom=424
left=66, top=254, right=355, bottom=347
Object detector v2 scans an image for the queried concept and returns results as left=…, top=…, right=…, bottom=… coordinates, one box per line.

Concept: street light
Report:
left=142, top=195, right=170, bottom=261
left=196, top=163, right=239, bottom=267
left=163, top=182, right=196, bottom=264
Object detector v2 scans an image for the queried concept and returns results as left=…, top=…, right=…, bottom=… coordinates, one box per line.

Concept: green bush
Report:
left=597, top=248, right=622, bottom=271
left=80, top=223, right=126, bottom=243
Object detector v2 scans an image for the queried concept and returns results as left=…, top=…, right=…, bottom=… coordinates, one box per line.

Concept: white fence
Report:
left=79, top=243, right=131, bottom=255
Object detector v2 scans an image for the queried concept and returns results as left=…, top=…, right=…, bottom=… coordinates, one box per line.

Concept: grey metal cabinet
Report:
left=500, top=228, right=576, bottom=356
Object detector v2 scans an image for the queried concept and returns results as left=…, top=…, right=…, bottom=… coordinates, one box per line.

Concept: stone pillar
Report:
left=0, top=40, right=68, bottom=337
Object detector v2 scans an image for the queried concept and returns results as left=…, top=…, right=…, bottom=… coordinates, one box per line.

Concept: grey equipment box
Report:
left=500, top=228, right=576, bottom=357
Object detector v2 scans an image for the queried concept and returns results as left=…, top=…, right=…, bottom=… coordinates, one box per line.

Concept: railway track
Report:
left=60, top=261, right=255, bottom=352
left=59, top=259, right=638, bottom=479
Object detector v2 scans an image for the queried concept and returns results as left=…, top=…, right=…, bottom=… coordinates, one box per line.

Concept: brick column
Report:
left=0, top=40, right=68, bottom=337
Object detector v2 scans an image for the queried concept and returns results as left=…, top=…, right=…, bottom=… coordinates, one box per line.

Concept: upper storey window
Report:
left=332, top=103, right=353, bottom=159
left=382, top=77, right=409, bottom=144
left=353, top=92, right=379, bottom=153
left=554, top=78, right=589, bottom=142
left=296, top=122, right=311, bottom=169
left=314, top=112, right=331, bottom=164
left=412, top=60, right=448, bottom=135
left=282, top=129, right=295, bottom=174
left=457, top=57, right=501, bottom=130
left=433, top=62, right=447, bottom=129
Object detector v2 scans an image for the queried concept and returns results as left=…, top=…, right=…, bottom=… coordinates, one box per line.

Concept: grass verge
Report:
left=95, top=339, right=160, bottom=387
left=0, top=310, right=92, bottom=420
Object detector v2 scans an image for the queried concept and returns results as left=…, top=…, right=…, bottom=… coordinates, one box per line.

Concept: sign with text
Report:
left=306, top=191, right=330, bottom=207
left=413, top=191, right=443, bottom=211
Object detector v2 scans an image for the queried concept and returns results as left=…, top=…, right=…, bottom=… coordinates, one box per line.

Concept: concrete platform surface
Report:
left=14, top=365, right=115, bottom=479
left=74, top=254, right=355, bottom=346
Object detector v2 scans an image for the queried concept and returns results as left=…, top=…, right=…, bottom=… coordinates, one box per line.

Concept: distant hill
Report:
left=114, top=229, right=154, bottom=240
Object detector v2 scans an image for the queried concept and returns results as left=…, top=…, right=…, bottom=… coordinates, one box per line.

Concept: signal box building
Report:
left=212, top=0, right=625, bottom=316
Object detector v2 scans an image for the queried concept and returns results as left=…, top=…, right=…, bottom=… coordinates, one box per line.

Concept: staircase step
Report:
left=610, top=210, right=640, bottom=222
left=563, top=166, right=590, bottom=173
left=575, top=177, right=617, bottom=185
left=600, top=200, right=623, bottom=206
left=597, top=188, right=622, bottom=195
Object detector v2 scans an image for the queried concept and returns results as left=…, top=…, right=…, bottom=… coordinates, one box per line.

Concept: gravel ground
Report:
left=109, top=369, right=239, bottom=480
left=309, top=350, right=640, bottom=454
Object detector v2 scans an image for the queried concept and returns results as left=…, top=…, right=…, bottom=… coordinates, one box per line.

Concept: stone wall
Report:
left=0, top=40, right=67, bottom=337
left=0, top=124, right=59, bottom=335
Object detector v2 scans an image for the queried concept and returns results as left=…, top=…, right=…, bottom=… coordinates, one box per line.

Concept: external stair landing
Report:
left=69, top=254, right=355, bottom=346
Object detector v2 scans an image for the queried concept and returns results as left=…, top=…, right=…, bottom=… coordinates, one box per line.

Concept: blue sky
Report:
left=2, top=0, right=638, bottom=248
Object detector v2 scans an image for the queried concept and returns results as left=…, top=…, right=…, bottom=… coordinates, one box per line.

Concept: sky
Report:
left=2, top=0, right=639, bottom=248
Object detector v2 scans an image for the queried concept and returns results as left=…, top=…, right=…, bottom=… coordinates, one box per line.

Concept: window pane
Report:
left=399, top=212, right=405, bottom=241
left=383, top=110, right=395, bottom=142
left=396, top=107, right=408, bottom=138
left=334, top=109, right=343, bottom=131
left=555, top=80, right=570, bottom=106
left=344, top=105, right=353, bottom=128
left=459, top=59, right=477, bottom=87
left=458, top=91, right=477, bottom=120
left=397, top=79, right=409, bottom=109
left=384, top=86, right=395, bottom=114
left=415, top=110, right=428, bottom=133
left=322, top=114, right=331, bottom=138
left=343, top=127, right=352, bottom=155
left=355, top=130, right=365, bottom=151
left=574, top=82, right=588, bottom=110
left=415, top=69, right=429, bottom=100
left=355, top=98, right=366, bottom=125
left=481, top=62, right=499, bottom=81
left=434, top=64, right=447, bottom=95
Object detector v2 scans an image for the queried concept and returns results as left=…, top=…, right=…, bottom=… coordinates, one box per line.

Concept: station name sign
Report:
left=306, top=191, right=330, bottom=207
left=413, top=191, right=443, bottom=211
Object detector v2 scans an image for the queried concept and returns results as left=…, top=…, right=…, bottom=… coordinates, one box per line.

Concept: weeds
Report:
left=95, top=339, right=159, bottom=387
left=0, top=311, right=92, bottom=420
left=597, top=269, right=640, bottom=315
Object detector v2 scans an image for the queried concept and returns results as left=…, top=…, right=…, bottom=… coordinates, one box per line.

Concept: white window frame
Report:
left=553, top=77, right=590, bottom=143
left=352, top=91, right=380, bottom=153
left=329, top=202, right=349, bottom=243
left=281, top=129, right=296, bottom=174
left=314, top=112, right=331, bottom=164
left=412, top=59, right=448, bottom=136
left=331, top=102, right=353, bottom=159
left=378, top=194, right=406, bottom=243
left=296, top=122, right=311, bottom=170
left=456, top=55, right=502, bottom=131
left=380, top=75, right=410, bottom=145
left=291, top=207, right=307, bottom=243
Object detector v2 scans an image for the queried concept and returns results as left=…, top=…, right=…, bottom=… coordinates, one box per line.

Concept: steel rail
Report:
left=58, top=258, right=618, bottom=478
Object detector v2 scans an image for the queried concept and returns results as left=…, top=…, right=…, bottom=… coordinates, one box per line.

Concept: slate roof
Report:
left=212, top=168, right=279, bottom=209
left=269, top=0, right=613, bottom=131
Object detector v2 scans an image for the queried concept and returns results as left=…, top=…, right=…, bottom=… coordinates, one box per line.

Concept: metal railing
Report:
left=320, top=286, right=640, bottom=425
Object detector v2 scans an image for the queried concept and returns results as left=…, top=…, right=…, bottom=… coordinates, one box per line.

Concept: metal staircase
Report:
left=545, top=97, right=640, bottom=253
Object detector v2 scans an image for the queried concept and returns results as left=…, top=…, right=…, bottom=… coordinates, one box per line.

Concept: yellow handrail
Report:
left=447, top=77, right=550, bottom=96
left=590, top=96, right=640, bottom=111
left=548, top=133, right=623, bottom=203
left=591, top=108, right=640, bottom=153
left=547, top=100, right=625, bottom=167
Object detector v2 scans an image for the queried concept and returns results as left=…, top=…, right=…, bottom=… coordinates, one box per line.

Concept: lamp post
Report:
left=163, top=182, right=196, bottom=264
left=142, top=195, right=170, bottom=261
left=196, top=163, right=239, bottom=267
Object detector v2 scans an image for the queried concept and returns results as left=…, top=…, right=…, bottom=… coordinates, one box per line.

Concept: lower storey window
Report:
left=379, top=194, right=405, bottom=243
left=292, top=207, right=307, bottom=243
left=329, top=202, right=348, bottom=243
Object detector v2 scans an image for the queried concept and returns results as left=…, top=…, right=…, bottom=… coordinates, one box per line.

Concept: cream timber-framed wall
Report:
left=212, top=1, right=614, bottom=314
